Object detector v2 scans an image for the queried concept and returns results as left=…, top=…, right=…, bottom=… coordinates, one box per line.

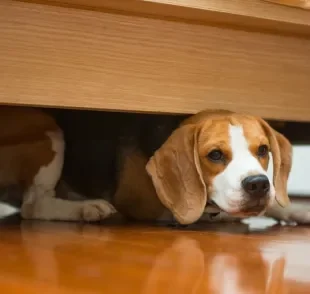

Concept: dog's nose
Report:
left=242, top=175, right=270, bottom=197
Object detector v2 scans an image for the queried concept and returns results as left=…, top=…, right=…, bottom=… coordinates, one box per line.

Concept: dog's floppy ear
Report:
left=259, top=119, right=292, bottom=207
left=146, top=124, right=206, bottom=225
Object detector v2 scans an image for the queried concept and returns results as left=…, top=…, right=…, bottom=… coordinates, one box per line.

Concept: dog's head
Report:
left=146, top=110, right=292, bottom=224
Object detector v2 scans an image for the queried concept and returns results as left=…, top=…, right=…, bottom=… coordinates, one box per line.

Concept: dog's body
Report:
left=48, top=109, right=186, bottom=222
left=1, top=106, right=309, bottom=225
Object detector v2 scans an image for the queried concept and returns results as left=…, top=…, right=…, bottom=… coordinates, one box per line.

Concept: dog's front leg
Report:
left=21, top=130, right=116, bottom=222
left=22, top=188, right=117, bottom=222
left=266, top=200, right=310, bottom=225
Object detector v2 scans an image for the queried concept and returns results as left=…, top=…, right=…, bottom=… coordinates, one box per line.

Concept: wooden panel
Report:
left=264, top=0, right=310, bottom=9
left=1, top=0, right=310, bottom=121
left=25, top=0, right=310, bottom=37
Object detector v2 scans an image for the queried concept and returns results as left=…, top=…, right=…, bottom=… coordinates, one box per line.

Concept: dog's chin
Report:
left=230, top=206, right=267, bottom=218
left=208, top=199, right=267, bottom=218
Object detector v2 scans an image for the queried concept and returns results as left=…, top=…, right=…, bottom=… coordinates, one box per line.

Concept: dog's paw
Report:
left=267, top=202, right=310, bottom=225
left=81, top=200, right=117, bottom=222
left=285, top=209, right=310, bottom=225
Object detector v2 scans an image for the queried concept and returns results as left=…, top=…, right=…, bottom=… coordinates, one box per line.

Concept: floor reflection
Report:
left=0, top=219, right=309, bottom=293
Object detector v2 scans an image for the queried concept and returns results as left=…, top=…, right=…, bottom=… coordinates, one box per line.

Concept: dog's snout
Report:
left=242, top=175, right=270, bottom=197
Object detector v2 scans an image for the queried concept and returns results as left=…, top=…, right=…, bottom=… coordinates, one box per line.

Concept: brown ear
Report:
left=259, top=119, right=292, bottom=207
left=146, top=125, right=206, bottom=225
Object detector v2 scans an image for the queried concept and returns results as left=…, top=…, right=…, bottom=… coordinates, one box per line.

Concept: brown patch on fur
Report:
left=230, top=116, right=270, bottom=171
left=259, top=121, right=292, bottom=207
left=0, top=138, right=56, bottom=188
left=0, top=106, right=58, bottom=146
left=114, top=149, right=166, bottom=220
left=181, top=111, right=237, bottom=197
left=197, top=118, right=232, bottom=194
left=146, top=124, right=207, bottom=225
left=181, top=109, right=234, bottom=126
left=0, top=106, right=59, bottom=204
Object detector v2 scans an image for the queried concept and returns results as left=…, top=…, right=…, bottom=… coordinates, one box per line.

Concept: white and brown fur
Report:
left=0, top=106, right=115, bottom=222
left=0, top=106, right=309, bottom=225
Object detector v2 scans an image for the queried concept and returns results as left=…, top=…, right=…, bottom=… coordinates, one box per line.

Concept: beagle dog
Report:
left=0, top=106, right=308, bottom=225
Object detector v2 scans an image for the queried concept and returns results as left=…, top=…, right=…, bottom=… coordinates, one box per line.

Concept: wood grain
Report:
left=24, top=0, right=310, bottom=37
left=264, top=0, right=310, bottom=9
left=0, top=219, right=310, bottom=293
left=1, top=0, right=310, bottom=121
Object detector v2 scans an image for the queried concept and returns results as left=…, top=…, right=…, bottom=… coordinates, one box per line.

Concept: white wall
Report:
left=268, top=145, right=310, bottom=196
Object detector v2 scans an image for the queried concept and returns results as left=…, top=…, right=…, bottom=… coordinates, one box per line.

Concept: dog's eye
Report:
left=257, top=145, right=269, bottom=157
left=207, top=150, right=224, bottom=162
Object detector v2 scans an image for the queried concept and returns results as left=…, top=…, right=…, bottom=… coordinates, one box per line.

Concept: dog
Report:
left=0, top=106, right=309, bottom=225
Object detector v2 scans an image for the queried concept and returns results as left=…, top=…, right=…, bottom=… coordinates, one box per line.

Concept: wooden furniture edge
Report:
left=1, top=0, right=310, bottom=122
left=20, top=0, right=310, bottom=37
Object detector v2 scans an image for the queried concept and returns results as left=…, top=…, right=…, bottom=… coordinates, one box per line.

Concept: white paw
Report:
left=287, top=210, right=310, bottom=225
left=269, top=202, right=310, bottom=225
left=81, top=200, right=116, bottom=222
left=266, top=201, right=310, bottom=225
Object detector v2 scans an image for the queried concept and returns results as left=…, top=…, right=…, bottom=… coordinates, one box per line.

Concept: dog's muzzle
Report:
left=242, top=174, right=270, bottom=198
left=241, top=174, right=270, bottom=213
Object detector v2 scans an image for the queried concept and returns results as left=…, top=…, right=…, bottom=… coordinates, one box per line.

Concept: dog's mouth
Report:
left=238, top=197, right=269, bottom=216
left=206, top=200, right=266, bottom=217
left=205, top=200, right=222, bottom=218
left=206, top=200, right=221, bottom=210
left=238, top=204, right=267, bottom=217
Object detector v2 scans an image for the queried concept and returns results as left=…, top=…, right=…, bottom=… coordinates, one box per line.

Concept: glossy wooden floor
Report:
left=1, top=216, right=310, bottom=294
